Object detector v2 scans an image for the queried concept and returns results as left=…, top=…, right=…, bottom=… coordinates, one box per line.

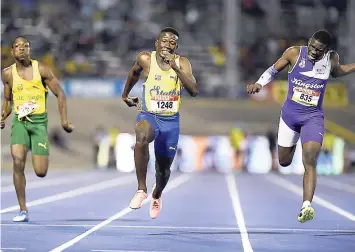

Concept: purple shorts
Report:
left=278, top=109, right=324, bottom=147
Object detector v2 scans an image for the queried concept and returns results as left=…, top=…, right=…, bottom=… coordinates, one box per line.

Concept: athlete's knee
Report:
left=35, top=169, right=47, bottom=178
left=32, top=156, right=49, bottom=178
left=135, top=135, right=150, bottom=148
left=278, top=145, right=295, bottom=167
left=135, top=121, right=154, bottom=147
left=156, top=167, right=171, bottom=179
left=302, top=148, right=318, bottom=167
left=35, top=172, right=47, bottom=178
left=12, top=155, right=26, bottom=173
left=279, top=160, right=292, bottom=167
left=278, top=151, right=293, bottom=167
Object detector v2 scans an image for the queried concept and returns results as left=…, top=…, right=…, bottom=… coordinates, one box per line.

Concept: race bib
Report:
left=292, top=87, right=320, bottom=106
left=17, top=101, right=39, bottom=119
left=150, top=95, right=179, bottom=113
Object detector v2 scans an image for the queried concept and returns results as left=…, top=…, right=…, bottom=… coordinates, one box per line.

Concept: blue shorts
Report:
left=136, top=112, right=180, bottom=158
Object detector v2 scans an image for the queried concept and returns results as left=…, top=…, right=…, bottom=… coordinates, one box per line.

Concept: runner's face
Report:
left=307, top=39, right=328, bottom=62
left=12, top=38, right=31, bottom=61
left=155, top=32, right=178, bottom=58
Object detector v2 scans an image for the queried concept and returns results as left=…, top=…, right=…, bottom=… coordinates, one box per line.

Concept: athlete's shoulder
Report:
left=283, top=46, right=301, bottom=57
left=178, top=56, right=191, bottom=66
left=2, top=66, right=12, bottom=81
left=329, top=50, right=339, bottom=61
left=178, top=55, right=189, bottom=61
left=36, top=61, right=55, bottom=79
left=136, top=51, right=151, bottom=61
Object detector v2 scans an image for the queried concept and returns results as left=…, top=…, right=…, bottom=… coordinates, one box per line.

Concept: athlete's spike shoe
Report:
left=13, top=211, right=29, bottom=222
left=150, top=184, right=162, bottom=219
left=129, top=190, right=148, bottom=209
left=298, top=205, right=315, bottom=223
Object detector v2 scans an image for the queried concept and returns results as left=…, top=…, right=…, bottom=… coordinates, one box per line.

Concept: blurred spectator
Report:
left=1, top=0, right=347, bottom=96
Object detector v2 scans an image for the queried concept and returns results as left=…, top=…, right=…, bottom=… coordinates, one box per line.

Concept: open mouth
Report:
left=308, top=54, right=316, bottom=60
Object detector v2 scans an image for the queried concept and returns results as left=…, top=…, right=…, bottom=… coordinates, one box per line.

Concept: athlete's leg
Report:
left=32, top=156, right=49, bottom=177
left=129, top=112, right=158, bottom=209
left=30, top=123, right=50, bottom=177
left=11, top=145, right=29, bottom=212
left=150, top=115, right=179, bottom=219
left=277, top=117, right=300, bottom=166
left=297, top=117, right=324, bottom=223
left=301, top=141, right=321, bottom=202
left=134, top=120, right=155, bottom=192
left=10, top=117, right=31, bottom=220
left=153, top=155, right=174, bottom=199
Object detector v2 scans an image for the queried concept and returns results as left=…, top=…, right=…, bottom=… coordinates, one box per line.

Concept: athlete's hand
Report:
left=246, top=83, right=262, bottom=94
left=162, top=52, right=179, bottom=71
left=122, top=96, right=139, bottom=107
left=1, top=112, right=6, bottom=129
left=62, top=121, right=74, bottom=133
left=1, top=119, right=5, bottom=129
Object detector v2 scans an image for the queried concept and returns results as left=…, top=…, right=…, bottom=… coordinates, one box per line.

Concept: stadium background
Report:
left=1, top=0, right=355, bottom=174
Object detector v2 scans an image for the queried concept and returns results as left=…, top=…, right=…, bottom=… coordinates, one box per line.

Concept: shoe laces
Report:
left=152, top=199, right=160, bottom=209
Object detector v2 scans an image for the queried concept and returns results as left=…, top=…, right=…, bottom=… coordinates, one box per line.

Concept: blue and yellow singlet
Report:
left=139, top=51, right=182, bottom=116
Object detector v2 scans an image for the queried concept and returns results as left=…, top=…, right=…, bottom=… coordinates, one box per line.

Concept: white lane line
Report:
left=1, top=175, right=135, bottom=214
left=225, top=174, right=253, bottom=252
left=49, top=174, right=191, bottom=252
left=92, top=250, right=168, bottom=252
left=318, top=177, right=355, bottom=194
left=266, top=174, right=355, bottom=221
left=1, top=223, right=355, bottom=233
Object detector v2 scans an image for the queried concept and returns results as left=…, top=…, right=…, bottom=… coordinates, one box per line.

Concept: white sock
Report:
left=302, top=200, right=311, bottom=208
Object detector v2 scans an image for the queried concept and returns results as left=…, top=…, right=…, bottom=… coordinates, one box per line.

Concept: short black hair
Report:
left=12, top=36, right=30, bottom=48
left=312, top=30, right=332, bottom=47
left=160, top=27, right=179, bottom=38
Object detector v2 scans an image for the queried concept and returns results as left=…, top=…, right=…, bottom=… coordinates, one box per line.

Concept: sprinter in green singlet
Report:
left=1, top=36, right=74, bottom=222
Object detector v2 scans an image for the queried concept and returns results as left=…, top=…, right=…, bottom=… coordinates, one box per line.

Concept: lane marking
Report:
left=266, top=174, right=355, bottom=221
left=226, top=174, right=253, bottom=252
left=49, top=174, right=191, bottom=252
left=1, top=175, right=135, bottom=214
left=318, top=177, right=355, bottom=194
left=92, top=250, right=167, bottom=252
left=1, top=223, right=355, bottom=233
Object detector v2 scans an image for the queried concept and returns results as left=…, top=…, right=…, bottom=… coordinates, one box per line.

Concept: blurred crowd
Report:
left=1, top=0, right=349, bottom=95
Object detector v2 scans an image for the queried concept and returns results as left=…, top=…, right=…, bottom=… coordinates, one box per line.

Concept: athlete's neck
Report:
left=15, top=58, right=31, bottom=68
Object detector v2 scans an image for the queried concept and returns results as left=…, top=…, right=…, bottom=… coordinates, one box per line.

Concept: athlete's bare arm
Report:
left=330, top=52, right=355, bottom=78
left=39, top=63, right=73, bottom=133
left=1, top=67, right=13, bottom=128
left=174, top=57, right=198, bottom=97
left=247, top=47, right=300, bottom=94
left=122, top=51, right=151, bottom=107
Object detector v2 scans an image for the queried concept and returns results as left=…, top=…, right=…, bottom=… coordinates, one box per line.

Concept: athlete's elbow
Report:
left=57, top=89, right=67, bottom=101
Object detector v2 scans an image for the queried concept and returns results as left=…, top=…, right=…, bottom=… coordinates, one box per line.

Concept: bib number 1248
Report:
left=157, top=101, right=173, bottom=109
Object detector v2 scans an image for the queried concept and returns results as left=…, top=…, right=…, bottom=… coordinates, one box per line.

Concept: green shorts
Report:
left=11, top=113, right=49, bottom=155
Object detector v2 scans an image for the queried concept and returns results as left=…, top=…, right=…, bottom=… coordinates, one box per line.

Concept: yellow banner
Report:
left=271, top=80, right=348, bottom=107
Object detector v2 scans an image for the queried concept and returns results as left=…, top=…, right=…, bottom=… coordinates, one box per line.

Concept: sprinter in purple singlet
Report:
left=247, top=30, right=355, bottom=223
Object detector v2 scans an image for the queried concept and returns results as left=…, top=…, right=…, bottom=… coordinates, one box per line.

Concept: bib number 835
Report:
left=157, top=101, right=173, bottom=109
left=300, top=94, right=312, bottom=103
